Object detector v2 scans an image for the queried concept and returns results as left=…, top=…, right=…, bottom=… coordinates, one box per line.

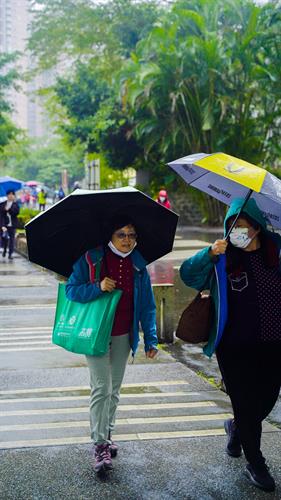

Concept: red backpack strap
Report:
left=85, top=251, right=101, bottom=284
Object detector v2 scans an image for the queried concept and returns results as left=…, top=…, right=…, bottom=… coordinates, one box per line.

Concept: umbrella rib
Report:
left=187, top=170, right=208, bottom=186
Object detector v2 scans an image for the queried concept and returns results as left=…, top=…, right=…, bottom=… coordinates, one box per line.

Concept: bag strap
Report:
left=200, top=267, right=214, bottom=292
left=86, top=251, right=101, bottom=284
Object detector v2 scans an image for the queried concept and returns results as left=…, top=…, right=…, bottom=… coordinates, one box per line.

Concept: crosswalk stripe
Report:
left=0, top=335, right=51, bottom=341
left=0, top=346, right=58, bottom=352
left=0, top=381, right=189, bottom=395
left=0, top=340, right=51, bottom=347
left=0, top=392, right=201, bottom=404
left=0, top=305, right=56, bottom=310
left=0, top=429, right=226, bottom=449
left=0, top=402, right=216, bottom=417
left=0, top=413, right=233, bottom=432
left=0, top=327, right=52, bottom=332
left=0, top=282, right=47, bottom=287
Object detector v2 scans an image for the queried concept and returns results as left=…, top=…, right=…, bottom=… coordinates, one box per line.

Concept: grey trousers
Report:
left=86, top=334, right=130, bottom=444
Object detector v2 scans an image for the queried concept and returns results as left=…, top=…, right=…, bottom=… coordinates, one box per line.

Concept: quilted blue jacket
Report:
left=66, top=247, right=158, bottom=355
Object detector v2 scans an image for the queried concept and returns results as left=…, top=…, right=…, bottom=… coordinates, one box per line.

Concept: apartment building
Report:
left=0, top=0, right=49, bottom=137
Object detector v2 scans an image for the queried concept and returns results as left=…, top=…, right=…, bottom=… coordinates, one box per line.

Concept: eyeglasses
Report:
left=115, top=231, right=137, bottom=241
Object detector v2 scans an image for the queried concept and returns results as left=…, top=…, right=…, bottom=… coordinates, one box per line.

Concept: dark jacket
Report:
left=0, top=201, right=20, bottom=229
left=180, top=198, right=281, bottom=358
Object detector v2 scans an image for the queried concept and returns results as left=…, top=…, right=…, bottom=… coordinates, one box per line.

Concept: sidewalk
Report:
left=1, top=355, right=280, bottom=499
left=0, top=252, right=281, bottom=499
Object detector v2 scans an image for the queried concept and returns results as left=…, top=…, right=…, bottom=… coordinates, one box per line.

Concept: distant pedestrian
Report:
left=31, top=189, right=37, bottom=208
left=0, top=190, right=19, bottom=259
left=66, top=215, right=158, bottom=474
left=73, top=181, right=81, bottom=191
left=58, top=186, right=65, bottom=200
left=38, top=189, right=47, bottom=211
left=156, top=189, right=171, bottom=209
left=24, top=191, right=30, bottom=207
left=180, top=198, right=281, bottom=493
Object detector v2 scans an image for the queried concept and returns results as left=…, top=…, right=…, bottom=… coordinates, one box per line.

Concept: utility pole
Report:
left=61, top=169, right=69, bottom=194
left=87, top=159, right=100, bottom=190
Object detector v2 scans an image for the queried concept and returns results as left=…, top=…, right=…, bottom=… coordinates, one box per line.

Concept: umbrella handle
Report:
left=225, top=189, right=253, bottom=240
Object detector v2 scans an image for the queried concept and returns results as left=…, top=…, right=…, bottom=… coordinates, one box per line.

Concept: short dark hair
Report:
left=103, top=214, right=136, bottom=243
left=6, top=190, right=15, bottom=196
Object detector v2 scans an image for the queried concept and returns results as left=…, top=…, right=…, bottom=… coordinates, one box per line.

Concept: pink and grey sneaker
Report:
left=109, top=440, right=118, bottom=458
left=93, top=443, right=113, bottom=473
left=108, top=432, right=118, bottom=458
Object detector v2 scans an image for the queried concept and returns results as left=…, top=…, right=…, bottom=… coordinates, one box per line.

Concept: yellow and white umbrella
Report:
left=168, top=152, right=281, bottom=229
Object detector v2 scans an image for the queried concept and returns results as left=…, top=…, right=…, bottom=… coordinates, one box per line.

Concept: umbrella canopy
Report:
left=0, top=176, right=24, bottom=192
left=168, top=152, right=281, bottom=229
left=25, top=187, right=179, bottom=277
left=25, top=180, right=39, bottom=187
left=0, top=184, right=7, bottom=203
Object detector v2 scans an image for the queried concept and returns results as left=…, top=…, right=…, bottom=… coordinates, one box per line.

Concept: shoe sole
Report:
left=94, top=463, right=113, bottom=474
left=244, top=469, right=275, bottom=492
left=224, top=420, right=242, bottom=458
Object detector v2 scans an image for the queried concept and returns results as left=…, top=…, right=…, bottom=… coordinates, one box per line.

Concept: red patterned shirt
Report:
left=100, top=249, right=134, bottom=336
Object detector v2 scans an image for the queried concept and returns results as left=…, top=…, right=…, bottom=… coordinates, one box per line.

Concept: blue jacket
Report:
left=65, top=247, right=158, bottom=355
left=180, top=197, right=281, bottom=358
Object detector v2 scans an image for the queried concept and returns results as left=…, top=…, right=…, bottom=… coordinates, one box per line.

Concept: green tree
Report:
left=121, top=0, right=281, bottom=214
left=0, top=52, right=20, bottom=150
left=5, top=139, right=84, bottom=188
left=28, top=0, right=161, bottom=69
left=28, top=0, right=161, bottom=169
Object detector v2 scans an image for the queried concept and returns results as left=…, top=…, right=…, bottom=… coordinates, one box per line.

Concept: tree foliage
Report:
left=4, top=139, right=84, bottom=187
left=123, top=0, right=281, bottom=174
left=28, top=0, right=161, bottom=68
left=27, top=0, right=281, bottom=222
left=0, top=52, right=20, bottom=150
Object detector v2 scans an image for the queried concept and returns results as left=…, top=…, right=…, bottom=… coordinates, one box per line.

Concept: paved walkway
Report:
left=0, top=249, right=281, bottom=499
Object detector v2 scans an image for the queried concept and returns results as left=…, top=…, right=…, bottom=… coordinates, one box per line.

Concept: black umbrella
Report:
left=25, top=187, right=179, bottom=277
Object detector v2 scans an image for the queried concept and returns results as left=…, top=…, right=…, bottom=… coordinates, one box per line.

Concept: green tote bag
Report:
left=52, top=259, right=122, bottom=356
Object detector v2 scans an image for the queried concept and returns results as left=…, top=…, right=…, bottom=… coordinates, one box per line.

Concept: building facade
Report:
left=0, top=0, right=48, bottom=137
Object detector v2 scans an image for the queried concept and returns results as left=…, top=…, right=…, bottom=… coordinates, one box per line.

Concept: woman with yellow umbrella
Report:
left=170, top=153, right=281, bottom=493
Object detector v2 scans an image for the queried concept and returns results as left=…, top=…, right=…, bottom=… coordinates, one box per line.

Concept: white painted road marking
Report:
left=0, top=392, right=201, bottom=403
left=0, top=381, right=189, bottom=395
left=0, top=429, right=227, bottom=449
left=0, top=401, right=217, bottom=417
left=0, top=413, right=233, bottom=432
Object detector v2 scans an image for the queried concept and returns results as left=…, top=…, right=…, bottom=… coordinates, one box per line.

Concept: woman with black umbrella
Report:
left=66, top=214, right=158, bottom=474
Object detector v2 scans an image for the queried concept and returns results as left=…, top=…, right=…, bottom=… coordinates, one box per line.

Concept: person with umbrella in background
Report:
left=0, top=190, right=20, bottom=259
left=179, top=197, right=281, bottom=493
left=66, top=213, right=158, bottom=474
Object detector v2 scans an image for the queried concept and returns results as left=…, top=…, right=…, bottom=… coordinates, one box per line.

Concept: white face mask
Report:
left=229, top=227, right=253, bottom=249
left=159, top=196, right=166, bottom=203
left=108, top=240, right=136, bottom=258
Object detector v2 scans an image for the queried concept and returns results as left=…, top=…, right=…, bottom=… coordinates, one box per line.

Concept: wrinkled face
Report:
left=111, top=224, right=137, bottom=253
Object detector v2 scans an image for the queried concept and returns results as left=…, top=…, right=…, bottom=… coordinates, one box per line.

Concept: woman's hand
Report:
left=146, top=348, right=158, bottom=359
left=100, top=277, right=117, bottom=292
left=209, top=239, right=228, bottom=257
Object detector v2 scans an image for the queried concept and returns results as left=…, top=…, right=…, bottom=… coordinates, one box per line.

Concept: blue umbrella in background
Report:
left=0, top=176, right=24, bottom=193
left=0, top=184, right=7, bottom=203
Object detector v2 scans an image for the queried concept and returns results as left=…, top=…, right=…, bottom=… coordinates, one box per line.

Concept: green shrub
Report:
left=17, top=208, right=39, bottom=229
